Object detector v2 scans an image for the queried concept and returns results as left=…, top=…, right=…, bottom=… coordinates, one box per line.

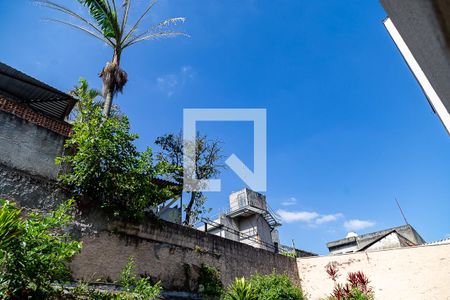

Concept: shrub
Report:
left=56, top=99, right=175, bottom=221
left=70, top=257, right=161, bottom=300
left=225, top=273, right=303, bottom=300
left=324, top=263, right=374, bottom=300
left=117, top=257, right=161, bottom=299
left=225, top=277, right=255, bottom=300
left=0, top=199, right=81, bottom=299
left=198, top=264, right=224, bottom=299
left=280, top=251, right=297, bottom=258
left=249, top=273, right=304, bottom=300
left=0, top=199, right=22, bottom=250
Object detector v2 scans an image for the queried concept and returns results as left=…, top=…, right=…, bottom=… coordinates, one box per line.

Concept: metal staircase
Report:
left=261, top=206, right=282, bottom=230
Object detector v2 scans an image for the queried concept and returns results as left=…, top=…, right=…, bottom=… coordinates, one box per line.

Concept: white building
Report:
left=200, top=188, right=281, bottom=252
left=327, top=224, right=426, bottom=254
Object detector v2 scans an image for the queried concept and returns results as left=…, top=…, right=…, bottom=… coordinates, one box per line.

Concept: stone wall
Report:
left=297, top=243, right=450, bottom=300
left=70, top=219, right=300, bottom=291
left=0, top=163, right=65, bottom=209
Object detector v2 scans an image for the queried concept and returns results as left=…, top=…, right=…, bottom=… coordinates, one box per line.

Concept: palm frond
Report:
left=121, top=0, right=157, bottom=45
left=44, top=18, right=114, bottom=46
left=121, top=0, right=131, bottom=36
left=127, top=17, right=185, bottom=42
left=123, top=30, right=189, bottom=48
left=77, top=0, right=117, bottom=38
left=35, top=0, right=114, bottom=44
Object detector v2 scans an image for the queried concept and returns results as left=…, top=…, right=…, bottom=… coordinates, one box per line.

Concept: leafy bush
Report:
left=225, top=273, right=303, bottom=300
left=56, top=99, right=175, bottom=221
left=118, top=257, right=161, bottom=299
left=70, top=257, right=161, bottom=300
left=225, top=277, right=255, bottom=300
left=280, top=251, right=297, bottom=258
left=0, top=199, right=22, bottom=250
left=0, top=199, right=81, bottom=299
left=324, top=263, right=374, bottom=300
left=198, top=264, right=224, bottom=299
left=249, top=273, right=304, bottom=300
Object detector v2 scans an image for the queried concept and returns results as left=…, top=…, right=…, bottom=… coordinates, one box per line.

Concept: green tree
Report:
left=68, top=77, right=102, bottom=121
left=37, top=0, right=187, bottom=117
left=69, top=77, right=122, bottom=121
left=0, top=199, right=81, bottom=299
left=56, top=98, right=175, bottom=220
left=155, top=132, right=224, bottom=226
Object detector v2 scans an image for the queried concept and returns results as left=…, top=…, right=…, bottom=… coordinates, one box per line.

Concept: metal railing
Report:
left=201, top=217, right=276, bottom=252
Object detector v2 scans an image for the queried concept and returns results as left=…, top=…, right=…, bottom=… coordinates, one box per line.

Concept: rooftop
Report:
left=0, top=61, right=76, bottom=121
left=327, top=224, right=425, bottom=252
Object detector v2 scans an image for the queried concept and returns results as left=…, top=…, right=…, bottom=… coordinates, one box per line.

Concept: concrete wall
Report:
left=297, top=244, right=450, bottom=300
left=0, top=110, right=65, bottom=179
left=70, top=219, right=300, bottom=292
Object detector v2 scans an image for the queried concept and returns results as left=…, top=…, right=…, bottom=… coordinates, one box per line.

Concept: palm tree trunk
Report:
left=101, top=52, right=121, bottom=118
left=103, top=88, right=113, bottom=117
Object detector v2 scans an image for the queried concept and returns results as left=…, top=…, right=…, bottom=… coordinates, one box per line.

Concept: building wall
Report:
left=0, top=110, right=66, bottom=179
left=364, top=232, right=402, bottom=252
left=380, top=0, right=450, bottom=131
left=70, top=219, right=300, bottom=291
left=297, top=243, right=450, bottom=300
left=329, top=242, right=357, bottom=254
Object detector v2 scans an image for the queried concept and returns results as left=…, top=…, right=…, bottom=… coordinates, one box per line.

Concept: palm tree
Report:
left=36, top=0, right=187, bottom=117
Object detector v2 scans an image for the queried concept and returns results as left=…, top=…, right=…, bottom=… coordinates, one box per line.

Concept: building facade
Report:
left=201, top=188, right=281, bottom=252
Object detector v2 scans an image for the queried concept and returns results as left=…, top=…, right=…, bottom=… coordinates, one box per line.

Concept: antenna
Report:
left=395, top=198, right=409, bottom=225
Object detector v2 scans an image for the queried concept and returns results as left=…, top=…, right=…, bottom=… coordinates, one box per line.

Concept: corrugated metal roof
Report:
left=0, top=61, right=76, bottom=120
left=425, top=237, right=450, bottom=246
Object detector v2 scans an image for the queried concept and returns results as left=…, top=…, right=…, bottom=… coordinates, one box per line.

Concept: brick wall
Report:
left=0, top=96, right=71, bottom=136
left=70, top=218, right=300, bottom=292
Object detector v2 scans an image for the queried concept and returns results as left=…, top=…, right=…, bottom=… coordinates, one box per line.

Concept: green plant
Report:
left=56, top=99, right=175, bottom=221
left=0, top=199, right=22, bottom=250
left=280, top=251, right=297, bottom=258
left=249, top=273, right=304, bottom=300
left=198, top=264, right=223, bottom=299
left=225, top=274, right=302, bottom=300
left=37, top=0, right=187, bottom=117
left=0, top=199, right=82, bottom=299
left=117, top=257, right=161, bottom=300
left=225, top=277, right=255, bottom=300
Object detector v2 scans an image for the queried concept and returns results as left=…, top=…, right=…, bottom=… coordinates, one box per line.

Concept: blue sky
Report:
left=1, top=1, right=449, bottom=254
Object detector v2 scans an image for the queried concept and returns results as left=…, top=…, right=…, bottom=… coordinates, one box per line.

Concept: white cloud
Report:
left=344, top=219, right=375, bottom=231
left=277, top=209, right=319, bottom=223
left=277, top=209, right=343, bottom=226
left=316, top=213, right=343, bottom=225
left=157, top=74, right=178, bottom=97
left=156, top=65, right=194, bottom=97
left=281, top=197, right=297, bottom=206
